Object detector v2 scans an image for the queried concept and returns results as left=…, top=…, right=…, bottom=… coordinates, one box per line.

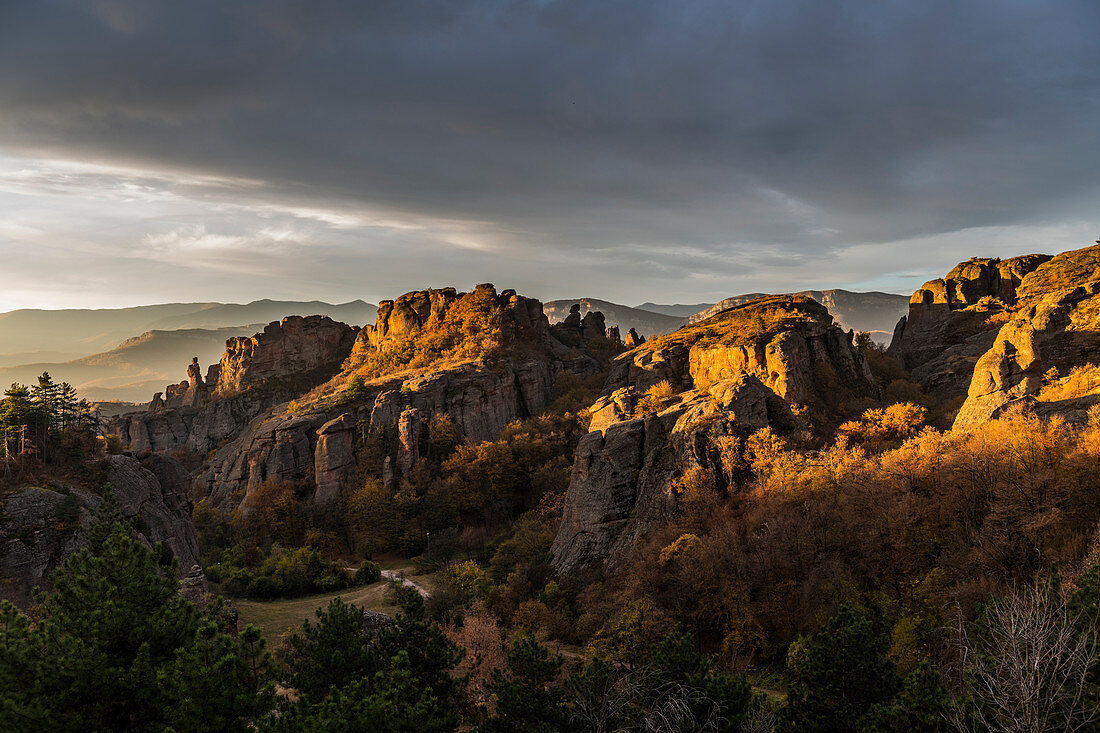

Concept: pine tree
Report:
left=285, top=596, right=381, bottom=701
left=777, top=604, right=901, bottom=733
left=0, top=495, right=277, bottom=731
left=484, top=634, right=566, bottom=733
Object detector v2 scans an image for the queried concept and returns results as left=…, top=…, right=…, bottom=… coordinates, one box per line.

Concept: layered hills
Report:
left=0, top=299, right=377, bottom=363
left=0, top=325, right=261, bottom=403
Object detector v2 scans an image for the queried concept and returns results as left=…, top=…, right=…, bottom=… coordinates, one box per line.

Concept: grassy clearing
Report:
left=232, top=566, right=440, bottom=646
left=234, top=580, right=398, bottom=646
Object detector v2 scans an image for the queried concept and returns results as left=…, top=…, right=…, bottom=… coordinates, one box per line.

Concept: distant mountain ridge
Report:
left=634, top=302, right=715, bottom=318
left=0, top=325, right=264, bottom=403
left=0, top=299, right=378, bottom=361
left=543, top=299, right=683, bottom=337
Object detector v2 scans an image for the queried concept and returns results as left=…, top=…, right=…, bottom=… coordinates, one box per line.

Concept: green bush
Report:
left=353, top=561, right=382, bottom=586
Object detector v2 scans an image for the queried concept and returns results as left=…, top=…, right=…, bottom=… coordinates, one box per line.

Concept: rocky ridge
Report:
left=108, top=286, right=616, bottom=515
left=551, top=295, right=880, bottom=575
left=953, top=244, right=1100, bottom=427
left=889, top=254, right=1052, bottom=403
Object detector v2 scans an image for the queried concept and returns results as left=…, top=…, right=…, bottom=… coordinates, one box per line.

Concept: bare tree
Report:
left=951, top=580, right=1098, bottom=733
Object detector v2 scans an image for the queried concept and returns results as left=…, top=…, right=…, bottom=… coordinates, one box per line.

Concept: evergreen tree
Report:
left=862, top=662, right=952, bottom=733
left=285, top=596, right=381, bottom=700
left=484, top=633, right=566, bottom=733
left=0, top=497, right=277, bottom=731
left=777, top=604, right=900, bottom=733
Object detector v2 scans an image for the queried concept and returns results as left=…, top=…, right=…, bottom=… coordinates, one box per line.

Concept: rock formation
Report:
left=108, top=285, right=616, bottom=513
left=217, top=315, right=357, bottom=395
left=0, top=454, right=200, bottom=604
left=954, top=244, right=1100, bottom=428
left=551, top=295, right=880, bottom=575
left=889, top=254, right=1052, bottom=402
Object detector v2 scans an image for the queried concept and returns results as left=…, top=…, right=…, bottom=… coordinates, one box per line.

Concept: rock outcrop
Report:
left=689, top=289, right=908, bottom=345
left=108, top=315, right=361, bottom=457
left=551, top=295, right=880, bottom=575
left=889, top=254, right=1052, bottom=402
left=954, top=244, right=1100, bottom=428
left=109, top=286, right=616, bottom=513
left=0, top=455, right=200, bottom=605
left=217, top=315, right=357, bottom=395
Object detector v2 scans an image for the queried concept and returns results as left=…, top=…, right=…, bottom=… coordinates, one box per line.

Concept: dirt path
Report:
left=381, top=569, right=432, bottom=598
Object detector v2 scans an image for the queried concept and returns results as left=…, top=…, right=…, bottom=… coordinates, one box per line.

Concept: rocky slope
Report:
left=889, top=254, right=1053, bottom=404
left=0, top=454, right=200, bottom=604
left=551, top=295, right=880, bottom=575
left=107, top=286, right=615, bottom=514
left=953, top=244, right=1100, bottom=428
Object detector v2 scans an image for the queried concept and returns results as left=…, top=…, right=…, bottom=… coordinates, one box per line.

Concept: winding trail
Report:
left=380, top=569, right=432, bottom=599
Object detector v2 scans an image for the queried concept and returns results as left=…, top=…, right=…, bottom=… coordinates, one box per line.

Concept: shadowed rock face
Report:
left=889, top=254, right=1052, bottom=402
left=551, top=295, right=880, bottom=575
left=217, top=315, right=358, bottom=395
left=954, top=244, right=1100, bottom=428
left=0, top=454, right=200, bottom=605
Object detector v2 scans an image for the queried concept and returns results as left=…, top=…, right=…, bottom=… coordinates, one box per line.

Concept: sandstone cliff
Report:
left=954, top=244, right=1100, bottom=428
left=551, top=295, right=880, bottom=575
left=889, top=254, right=1052, bottom=402
left=108, top=287, right=614, bottom=515
left=216, top=315, right=357, bottom=395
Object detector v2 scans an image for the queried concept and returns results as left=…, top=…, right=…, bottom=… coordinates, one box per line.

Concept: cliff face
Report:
left=216, top=315, right=358, bottom=394
left=551, top=295, right=880, bottom=575
left=0, top=455, right=200, bottom=604
left=889, top=254, right=1052, bottom=402
left=107, top=286, right=613, bottom=514
left=954, top=244, right=1100, bottom=428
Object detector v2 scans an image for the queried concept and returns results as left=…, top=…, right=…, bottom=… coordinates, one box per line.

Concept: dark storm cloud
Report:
left=0, top=0, right=1099, bottom=306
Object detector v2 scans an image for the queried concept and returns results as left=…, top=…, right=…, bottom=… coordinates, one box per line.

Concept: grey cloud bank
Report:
left=0, top=0, right=1098, bottom=309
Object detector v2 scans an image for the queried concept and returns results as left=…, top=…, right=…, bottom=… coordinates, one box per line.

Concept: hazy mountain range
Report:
left=0, top=299, right=378, bottom=363
left=0, top=326, right=262, bottom=404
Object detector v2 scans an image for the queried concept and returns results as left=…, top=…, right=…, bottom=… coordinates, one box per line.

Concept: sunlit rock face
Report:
left=551, top=294, right=881, bottom=575
left=954, top=244, right=1100, bottom=428
left=889, top=254, right=1052, bottom=403
left=106, top=286, right=616, bottom=512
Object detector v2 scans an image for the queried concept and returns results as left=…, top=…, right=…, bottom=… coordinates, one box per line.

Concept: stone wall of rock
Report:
left=552, top=295, right=878, bottom=575
left=0, top=455, right=200, bottom=605
left=954, top=244, right=1100, bottom=428
left=197, top=356, right=564, bottom=509
left=108, top=288, right=613, bottom=516
left=217, top=315, right=357, bottom=395
left=889, top=254, right=1051, bottom=401
left=351, top=284, right=551, bottom=360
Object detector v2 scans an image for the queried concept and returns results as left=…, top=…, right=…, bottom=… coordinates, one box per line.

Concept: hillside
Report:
left=634, top=301, right=715, bottom=317
left=685, top=289, right=908, bottom=343
left=0, top=299, right=378, bottom=362
left=0, top=326, right=260, bottom=403
left=543, top=298, right=682, bottom=338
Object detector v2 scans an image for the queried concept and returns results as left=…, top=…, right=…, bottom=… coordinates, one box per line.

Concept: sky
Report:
left=1, top=0, right=1099, bottom=311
